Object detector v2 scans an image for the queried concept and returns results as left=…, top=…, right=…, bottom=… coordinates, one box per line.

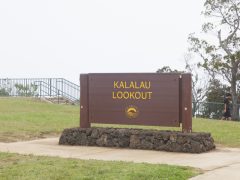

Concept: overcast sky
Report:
left=0, top=0, right=204, bottom=84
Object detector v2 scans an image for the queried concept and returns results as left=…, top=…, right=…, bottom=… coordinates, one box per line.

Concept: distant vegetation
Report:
left=0, top=88, right=10, bottom=96
left=15, top=83, right=38, bottom=96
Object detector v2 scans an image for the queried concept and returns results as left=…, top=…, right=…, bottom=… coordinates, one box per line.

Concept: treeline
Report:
left=158, top=0, right=240, bottom=120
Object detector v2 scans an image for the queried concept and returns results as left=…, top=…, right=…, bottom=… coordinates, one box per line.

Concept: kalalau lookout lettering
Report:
left=112, top=81, right=152, bottom=100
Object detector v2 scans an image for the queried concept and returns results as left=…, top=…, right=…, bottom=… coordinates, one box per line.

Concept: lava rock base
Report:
left=59, top=127, right=215, bottom=153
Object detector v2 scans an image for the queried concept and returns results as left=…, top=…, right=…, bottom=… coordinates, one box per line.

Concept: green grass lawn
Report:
left=0, top=97, right=79, bottom=142
left=0, top=97, right=240, bottom=147
left=193, top=118, right=240, bottom=147
left=0, top=152, right=199, bottom=180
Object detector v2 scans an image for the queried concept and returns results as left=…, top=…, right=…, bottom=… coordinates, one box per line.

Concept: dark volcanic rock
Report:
left=59, top=127, right=215, bottom=153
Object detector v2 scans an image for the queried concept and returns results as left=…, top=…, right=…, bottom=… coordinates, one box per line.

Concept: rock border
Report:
left=59, top=127, right=215, bottom=153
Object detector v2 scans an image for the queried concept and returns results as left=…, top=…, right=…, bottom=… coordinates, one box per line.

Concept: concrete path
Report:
left=0, top=138, right=240, bottom=180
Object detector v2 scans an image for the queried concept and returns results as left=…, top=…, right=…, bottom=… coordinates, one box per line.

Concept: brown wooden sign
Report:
left=80, top=73, right=192, bottom=133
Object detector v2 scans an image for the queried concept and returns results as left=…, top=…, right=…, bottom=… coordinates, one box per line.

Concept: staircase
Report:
left=0, top=78, right=80, bottom=104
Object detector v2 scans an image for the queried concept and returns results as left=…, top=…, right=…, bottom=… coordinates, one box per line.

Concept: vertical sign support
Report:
left=181, top=74, right=192, bottom=133
left=80, top=74, right=90, bottom=128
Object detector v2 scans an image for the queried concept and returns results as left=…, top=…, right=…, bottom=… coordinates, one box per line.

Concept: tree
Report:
left=184, top=53, right=208, bottom=117
left=156, top=66, right=182, bottom=73
left=0, top=88, right=10, bottom=96
left=188, top=0, right=240, bottom=120
left=15, top=83, right=38, bottom=96
left=206, top=79, right=229, bottom=102
left=204, top=79, right=230, bottom=119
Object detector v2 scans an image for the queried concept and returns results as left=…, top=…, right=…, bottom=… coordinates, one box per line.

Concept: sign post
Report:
left=180, top=74, right=192, bottom=133
left=80, top=74, right=90, bottom=128
left=80, top=73, right=192, bottom=133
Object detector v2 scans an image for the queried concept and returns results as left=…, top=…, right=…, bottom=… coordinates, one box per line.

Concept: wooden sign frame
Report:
left=80, top=73, right=192, bottom=133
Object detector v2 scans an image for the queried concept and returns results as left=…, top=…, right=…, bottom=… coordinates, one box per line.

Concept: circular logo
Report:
left=125, top=105, right=139, bottom=119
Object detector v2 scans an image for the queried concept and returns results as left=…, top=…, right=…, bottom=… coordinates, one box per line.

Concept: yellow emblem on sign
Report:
left=125, top=105, right=139, bottom=119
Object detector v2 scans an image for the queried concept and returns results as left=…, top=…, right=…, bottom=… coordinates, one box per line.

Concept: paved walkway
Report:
left=0, top=138, right=240, bottom=179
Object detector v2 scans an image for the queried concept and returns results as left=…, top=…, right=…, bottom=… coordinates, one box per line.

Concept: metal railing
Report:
left=1, top=79, right=239, bottom=118
left=193, top=101, right=240, bottom=119
left=0, top=78, right=80, bottom=104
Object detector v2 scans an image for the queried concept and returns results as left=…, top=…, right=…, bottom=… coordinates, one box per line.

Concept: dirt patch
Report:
left=0, top=132, right=60, bottom=143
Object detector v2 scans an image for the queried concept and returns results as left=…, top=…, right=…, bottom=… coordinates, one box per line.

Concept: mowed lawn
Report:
left=0, top=97, right=79, bottom=142
left=0, top=152, right=199, bottom=180
left=0, top=97, right=240, bottom=147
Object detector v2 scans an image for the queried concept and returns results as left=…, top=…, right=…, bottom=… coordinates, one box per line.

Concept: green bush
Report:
left=0, top=88, right=10, bottom=96
left=15, top=83, right=37, bottom=96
